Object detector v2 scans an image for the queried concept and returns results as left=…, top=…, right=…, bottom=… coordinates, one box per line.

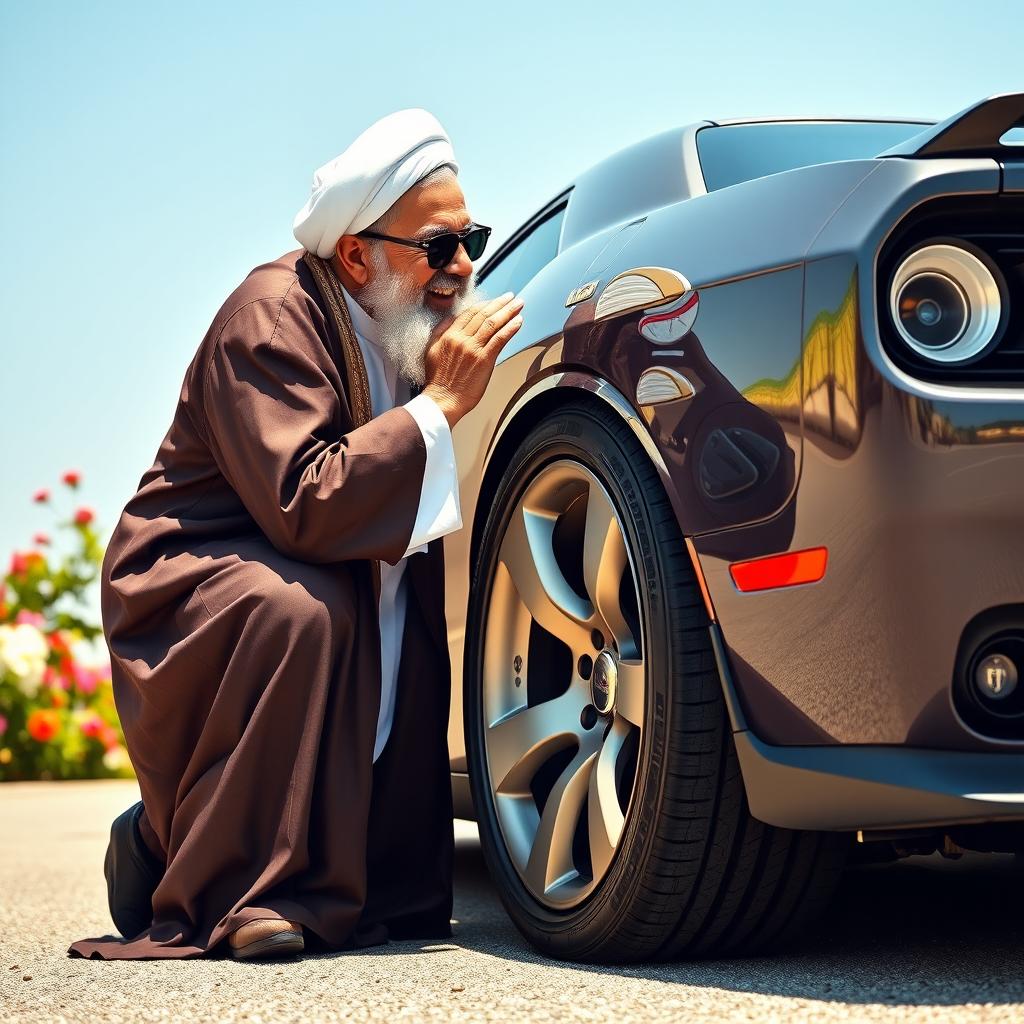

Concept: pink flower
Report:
left=33, top=532, right=51, bottom=546
left=79, top=715, right=104, bottom=739
left=74, top=507, right=95, bottom=526
left=0, top=714, right=7, bottom=737
left=15, top=610, right=46, bottom=628
left=62, top=470, right=81, bottom=488
left=72, top=663, right=99, bottom=695
left=32, top=488, right=50, bottom=504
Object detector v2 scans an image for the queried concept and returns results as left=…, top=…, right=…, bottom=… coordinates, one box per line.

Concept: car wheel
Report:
left=465, top=400, right=846, bottom=962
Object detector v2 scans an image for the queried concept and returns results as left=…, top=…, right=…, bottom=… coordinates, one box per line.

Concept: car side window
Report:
left=478, top=207, right=565, bottom=298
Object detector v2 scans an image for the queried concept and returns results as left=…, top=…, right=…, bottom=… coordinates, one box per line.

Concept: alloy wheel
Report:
left=481, top=459, right=647, bottom=909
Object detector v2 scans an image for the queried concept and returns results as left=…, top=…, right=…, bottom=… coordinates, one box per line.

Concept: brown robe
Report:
left=67, top=249, right=454, bottom=959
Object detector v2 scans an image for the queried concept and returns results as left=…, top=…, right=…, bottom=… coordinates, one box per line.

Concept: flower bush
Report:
left=0, top=471, right=133, bottom=781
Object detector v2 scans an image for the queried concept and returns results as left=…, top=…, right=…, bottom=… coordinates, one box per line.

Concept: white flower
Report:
left=0, top=624, right=49, bottom=698
left=69, top=634, right=109, bottom=669
left=102, top=745, right=132, bottom=772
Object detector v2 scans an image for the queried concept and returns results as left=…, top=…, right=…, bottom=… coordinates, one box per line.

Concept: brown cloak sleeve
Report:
left=201, top=278, right=427, bottom=567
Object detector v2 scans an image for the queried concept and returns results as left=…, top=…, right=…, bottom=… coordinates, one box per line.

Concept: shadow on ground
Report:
left=302, top=834, right=1024, bottom=1008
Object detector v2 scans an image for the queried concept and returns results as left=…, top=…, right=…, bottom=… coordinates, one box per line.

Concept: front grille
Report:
left=876, top=194, right=1024, bottom=384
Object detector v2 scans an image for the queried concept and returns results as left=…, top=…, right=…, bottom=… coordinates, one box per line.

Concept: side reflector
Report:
left=729, top=547, right=828, bottom=593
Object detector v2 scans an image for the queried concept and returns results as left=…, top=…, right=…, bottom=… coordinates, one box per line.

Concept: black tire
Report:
left=464, top=400, right=847, bottom=962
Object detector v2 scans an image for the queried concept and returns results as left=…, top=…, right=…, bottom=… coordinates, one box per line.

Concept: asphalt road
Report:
left=1, top=780, right=1022, bottom=1023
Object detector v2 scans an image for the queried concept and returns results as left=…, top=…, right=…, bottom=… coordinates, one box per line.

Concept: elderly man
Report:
left=67, top=109, right=523, bottom=961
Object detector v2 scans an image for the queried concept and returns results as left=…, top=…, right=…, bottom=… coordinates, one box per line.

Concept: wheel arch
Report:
left=469, top=371, right=677, bottom=581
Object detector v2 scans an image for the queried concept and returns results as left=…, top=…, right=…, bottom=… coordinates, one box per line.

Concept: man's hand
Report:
left=421, top=292, right=525, bottom=428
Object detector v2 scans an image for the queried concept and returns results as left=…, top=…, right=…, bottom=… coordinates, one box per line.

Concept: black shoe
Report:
left=104, top=800, right=164, bottom=939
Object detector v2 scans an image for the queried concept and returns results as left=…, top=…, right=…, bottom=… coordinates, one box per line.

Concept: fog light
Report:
left=974, top=653, right=1019, bottom=701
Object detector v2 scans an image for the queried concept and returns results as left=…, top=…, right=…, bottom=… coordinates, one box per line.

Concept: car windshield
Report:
left=696, top=121, right=928, bottom=192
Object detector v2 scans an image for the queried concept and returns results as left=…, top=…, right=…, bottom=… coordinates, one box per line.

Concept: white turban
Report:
left=292, top=108, right=459, bottom=259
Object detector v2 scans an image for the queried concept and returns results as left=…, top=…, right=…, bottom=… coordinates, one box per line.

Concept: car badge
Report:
left=565, top=280, right=598, bottom=307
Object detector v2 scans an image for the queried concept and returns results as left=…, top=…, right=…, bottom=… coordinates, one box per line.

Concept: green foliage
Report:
left=0, top=473, right=133, bottom=781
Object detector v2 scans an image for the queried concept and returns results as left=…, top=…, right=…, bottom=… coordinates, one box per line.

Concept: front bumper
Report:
left=709, top=627, right=1024, bottom=831
left=735, top=730, right=1024, bottom=831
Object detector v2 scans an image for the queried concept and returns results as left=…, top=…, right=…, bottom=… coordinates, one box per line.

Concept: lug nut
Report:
left=580, top=705, right=598, bottom=730
left=577, top=654, right=593, bottom=680
left=591, top=629, right=604, bottom=651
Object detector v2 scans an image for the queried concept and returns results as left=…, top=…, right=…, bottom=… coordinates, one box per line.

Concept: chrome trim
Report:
left=594, top=267, right=691, bottom=322
left=681, top=123, right=710, bottom=198
left=636, top=367, right=696, bottom=405
left=477, top=189, right=573, bottom=283
left=483, top=372, right=671, bottom=483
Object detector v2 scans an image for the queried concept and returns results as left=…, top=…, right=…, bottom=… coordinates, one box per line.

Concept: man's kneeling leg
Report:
left=105, top=800, right=165, bottom=939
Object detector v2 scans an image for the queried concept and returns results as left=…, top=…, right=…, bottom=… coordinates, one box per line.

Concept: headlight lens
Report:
left=889, top=243, right=1002, bottom=363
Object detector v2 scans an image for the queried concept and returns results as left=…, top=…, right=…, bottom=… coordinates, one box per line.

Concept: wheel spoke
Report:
left=588, top=718, right=628, bottom=879
left=484, top=459, right=649, bottom=909
left=525, top=747, right=595, bottom=895
left=582, top=483, right=633, bottom=652
left=500, top=506, right=592, bottom=649
left=615, top=657, right=646, bottom=728
left=486, top=691, right=582, bottom=794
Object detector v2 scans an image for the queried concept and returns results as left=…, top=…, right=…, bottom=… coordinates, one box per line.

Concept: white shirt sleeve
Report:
left=400, top=391, right=463, bottom=558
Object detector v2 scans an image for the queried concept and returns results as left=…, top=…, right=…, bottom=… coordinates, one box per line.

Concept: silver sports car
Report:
left=444, top=94, right=1024, bottom=962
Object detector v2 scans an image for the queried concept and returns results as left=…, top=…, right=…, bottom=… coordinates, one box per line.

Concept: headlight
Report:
left=888, top=242, right=1003, bottom=363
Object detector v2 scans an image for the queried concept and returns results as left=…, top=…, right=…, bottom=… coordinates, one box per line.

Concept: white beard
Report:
left=356, top=243, right=480, bottom=386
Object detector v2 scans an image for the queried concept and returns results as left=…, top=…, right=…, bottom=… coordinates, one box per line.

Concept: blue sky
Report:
left=1, top=0, right=1021, bottom=618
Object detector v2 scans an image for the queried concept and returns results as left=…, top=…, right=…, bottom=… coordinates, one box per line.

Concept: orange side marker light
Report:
left=729, top=547, right=828, bottom=593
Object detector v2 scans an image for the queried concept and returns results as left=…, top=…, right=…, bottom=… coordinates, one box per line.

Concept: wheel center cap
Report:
left=592, top=651, right=617, bottom=714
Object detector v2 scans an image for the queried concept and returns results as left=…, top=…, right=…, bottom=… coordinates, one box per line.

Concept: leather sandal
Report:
left=228, top=918, right=305, bottom=960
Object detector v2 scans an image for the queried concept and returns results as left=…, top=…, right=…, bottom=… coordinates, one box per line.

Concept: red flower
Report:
left=98, top=724, right=120, bottom=751
left=74, top=507, right=95, bottom=526
left=48, top=630, right=70, bottom=654
left=27, top=709, right=61, bottom=743
left=62, top=470, right=81, bottom=487
left=32, top=488, right=50, bottom=504
left=8, top=551, right=43, bottom=577
left=33, top=532, right=51, bottom=546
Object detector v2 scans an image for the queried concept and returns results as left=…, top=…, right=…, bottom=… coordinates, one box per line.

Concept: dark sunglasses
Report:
left=358, top=222, right=492, bottom=269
